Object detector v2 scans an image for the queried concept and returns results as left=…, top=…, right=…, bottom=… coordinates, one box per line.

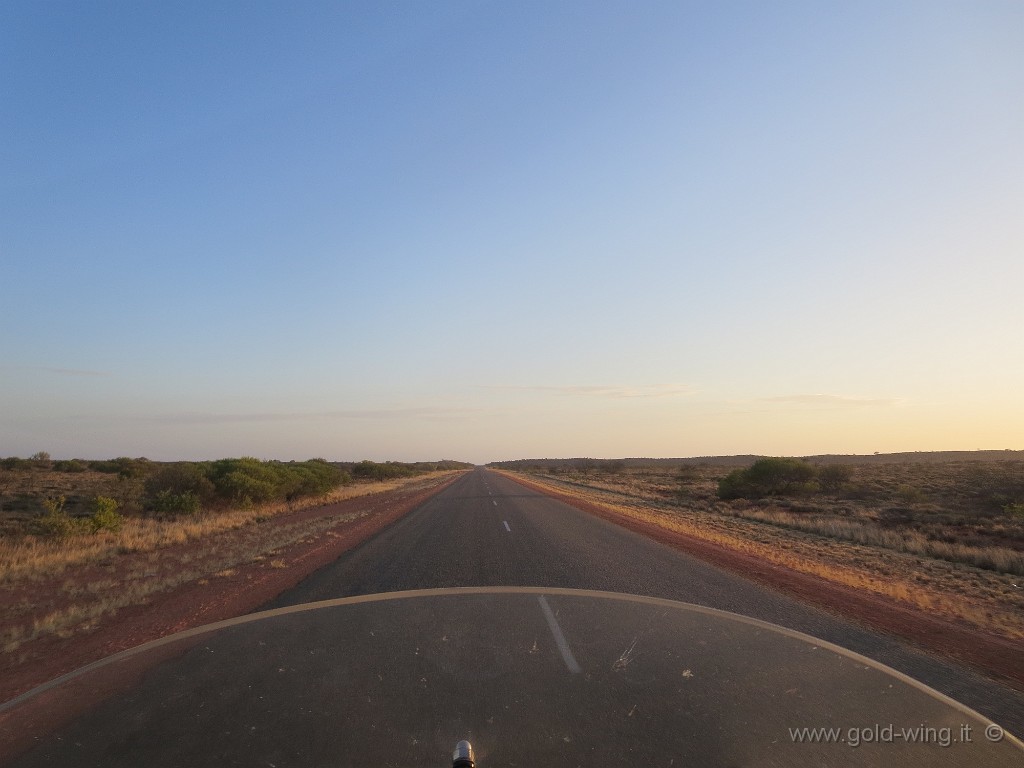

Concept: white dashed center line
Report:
left=503, top=520, right=511, bottom=532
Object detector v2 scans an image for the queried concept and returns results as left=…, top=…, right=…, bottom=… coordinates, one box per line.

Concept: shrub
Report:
left=88, top=496, right=123, bottom=533
left=30, top=451, right=52, bottom=468
left=87, top=458, right=346, bottom=513
left=90, top=457, right=150, bottom=477
left=150, top=490, right=202, bottom=515
left=144, top=463, right=215, bottom=508
left=206, top=457, right=346, bottom=507
left=37, top=496, right=83, bottom=538
left=209, top=458, right=281, bottom=505
left=53, top=459, right=88, bottom=473
left=351, top=460, right=417, bottom=481
left=718, top=458, right=818, bottom=499
left=285, top=460, right=343, bottom=498
left=718, top=469, right=752, bottom=500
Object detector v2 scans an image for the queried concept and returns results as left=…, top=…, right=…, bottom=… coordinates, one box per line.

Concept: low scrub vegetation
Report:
left=0, top=455, right=470, bottom=541
left=527, top=456, right=1024, bottom=575
left=0, top=457, right=466, bottom=589
left=502, top=455, right=1024, bottom=639
left=143, top=457, right=348, bottom=513
left=349, top=460, right=418, bottom=481
left=35, top=495, right=123, bottom=538
left=718, top=457, right=821, bottom=499
left=0, top=458, right=469, bottom=661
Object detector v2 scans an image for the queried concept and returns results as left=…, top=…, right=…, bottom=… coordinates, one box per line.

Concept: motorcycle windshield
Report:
left=1, top=588, right=1020, bottom=767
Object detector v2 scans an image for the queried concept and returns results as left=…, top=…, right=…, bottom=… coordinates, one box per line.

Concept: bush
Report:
left=88, top=496, right=123, bottom=533
left=351, top=460, right=417, bottom=481
left=139, top=458, right=346, bottom=512
left=210, top=458, right=281, bottom=505
left=37, top=496, right=82, bottom=538
left=207, top=457, right=346, bottom=507
left=718, top=458, right=818, bottom=500
left=150, top=489, right=202, bottom=515
left=818, top=464, right=853, bottom=492
left=144, top=463, right=215, bottom=509
left=717, top=469, right=750, bottom=500
left=90, top=457, right=150, bottom=477
left=30, top=451, right=52, bottom=468
left=54, top=459, right=88, bottom=473
left=285, top=459, right=346, bottom=498
left=37, top=495, right=124, bottom=536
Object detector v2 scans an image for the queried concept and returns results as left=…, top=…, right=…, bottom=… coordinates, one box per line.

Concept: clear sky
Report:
left=2, top=1, right=1021, bottom=463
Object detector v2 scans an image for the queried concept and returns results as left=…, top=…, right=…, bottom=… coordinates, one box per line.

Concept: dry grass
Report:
left=503, top=463, right=1024, bottom=640
left=0, top=472, right=459, bottom=654
left=717, top=506, right=1024, bottom=575
left=0, top=474, right=445, bottom=585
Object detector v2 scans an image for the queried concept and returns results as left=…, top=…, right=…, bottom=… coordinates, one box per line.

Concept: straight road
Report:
left=269, top=468, right=1024, bottom=735
left=9, top=468, right=1024, bottom=767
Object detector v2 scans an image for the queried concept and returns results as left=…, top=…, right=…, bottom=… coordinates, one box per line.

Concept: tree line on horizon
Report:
left=487, top=449, right=1024, bottom=475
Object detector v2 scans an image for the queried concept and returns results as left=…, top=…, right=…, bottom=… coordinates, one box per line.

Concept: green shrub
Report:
left=37, top=496, right=84, bottom=537
left=718, top=458, right=818, bottom=500
left=351, top=460, right=417, bottom=481
left=144, top=463, right=215, bottom=510
left=718, top=469, right=751, bottom=500
left=210, top=458, right=281, bottom=504
left=133, top=458, right=345, bottom=512
left=90, top=457, right=150, bottom=477
left=88, top=496, right=123, bottom=532
left=150, top=490, right=202, bottom=515
left=206, top=457, right=346, bottom=507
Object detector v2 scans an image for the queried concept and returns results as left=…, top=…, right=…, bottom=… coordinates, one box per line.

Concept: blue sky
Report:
left=2, top=1, right=1021, bottom=462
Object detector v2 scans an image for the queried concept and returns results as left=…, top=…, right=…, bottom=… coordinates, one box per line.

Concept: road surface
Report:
left=266, top=469, right=1024, bottom=730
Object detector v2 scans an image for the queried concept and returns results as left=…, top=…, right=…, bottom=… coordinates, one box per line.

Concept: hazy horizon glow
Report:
left=2, top=2, right=1022, bottom=464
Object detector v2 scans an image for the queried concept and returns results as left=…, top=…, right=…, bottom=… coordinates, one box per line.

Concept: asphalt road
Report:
left=267, top=468, right=1024, bottom=734
left=8, top=468, right=1024, bottom=767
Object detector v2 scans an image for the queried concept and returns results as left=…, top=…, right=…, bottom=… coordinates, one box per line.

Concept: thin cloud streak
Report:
left=3, top=365, right=109, bottom=377
left=757, top=394, right=903, bottom=408
left=482, top=384, right=696, bottom=399
left=136, top=407, right=487, bottom=425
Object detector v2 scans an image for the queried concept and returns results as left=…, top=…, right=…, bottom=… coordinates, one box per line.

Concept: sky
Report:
left=2, top=1, right=1022, bottom=464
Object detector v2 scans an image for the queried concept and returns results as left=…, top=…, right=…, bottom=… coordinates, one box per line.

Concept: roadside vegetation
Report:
left=0, top=455, right=470, bottom=655
left=1, top=455, right=472, bottom=535
left=492, top=453, right=1024, bottom=640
